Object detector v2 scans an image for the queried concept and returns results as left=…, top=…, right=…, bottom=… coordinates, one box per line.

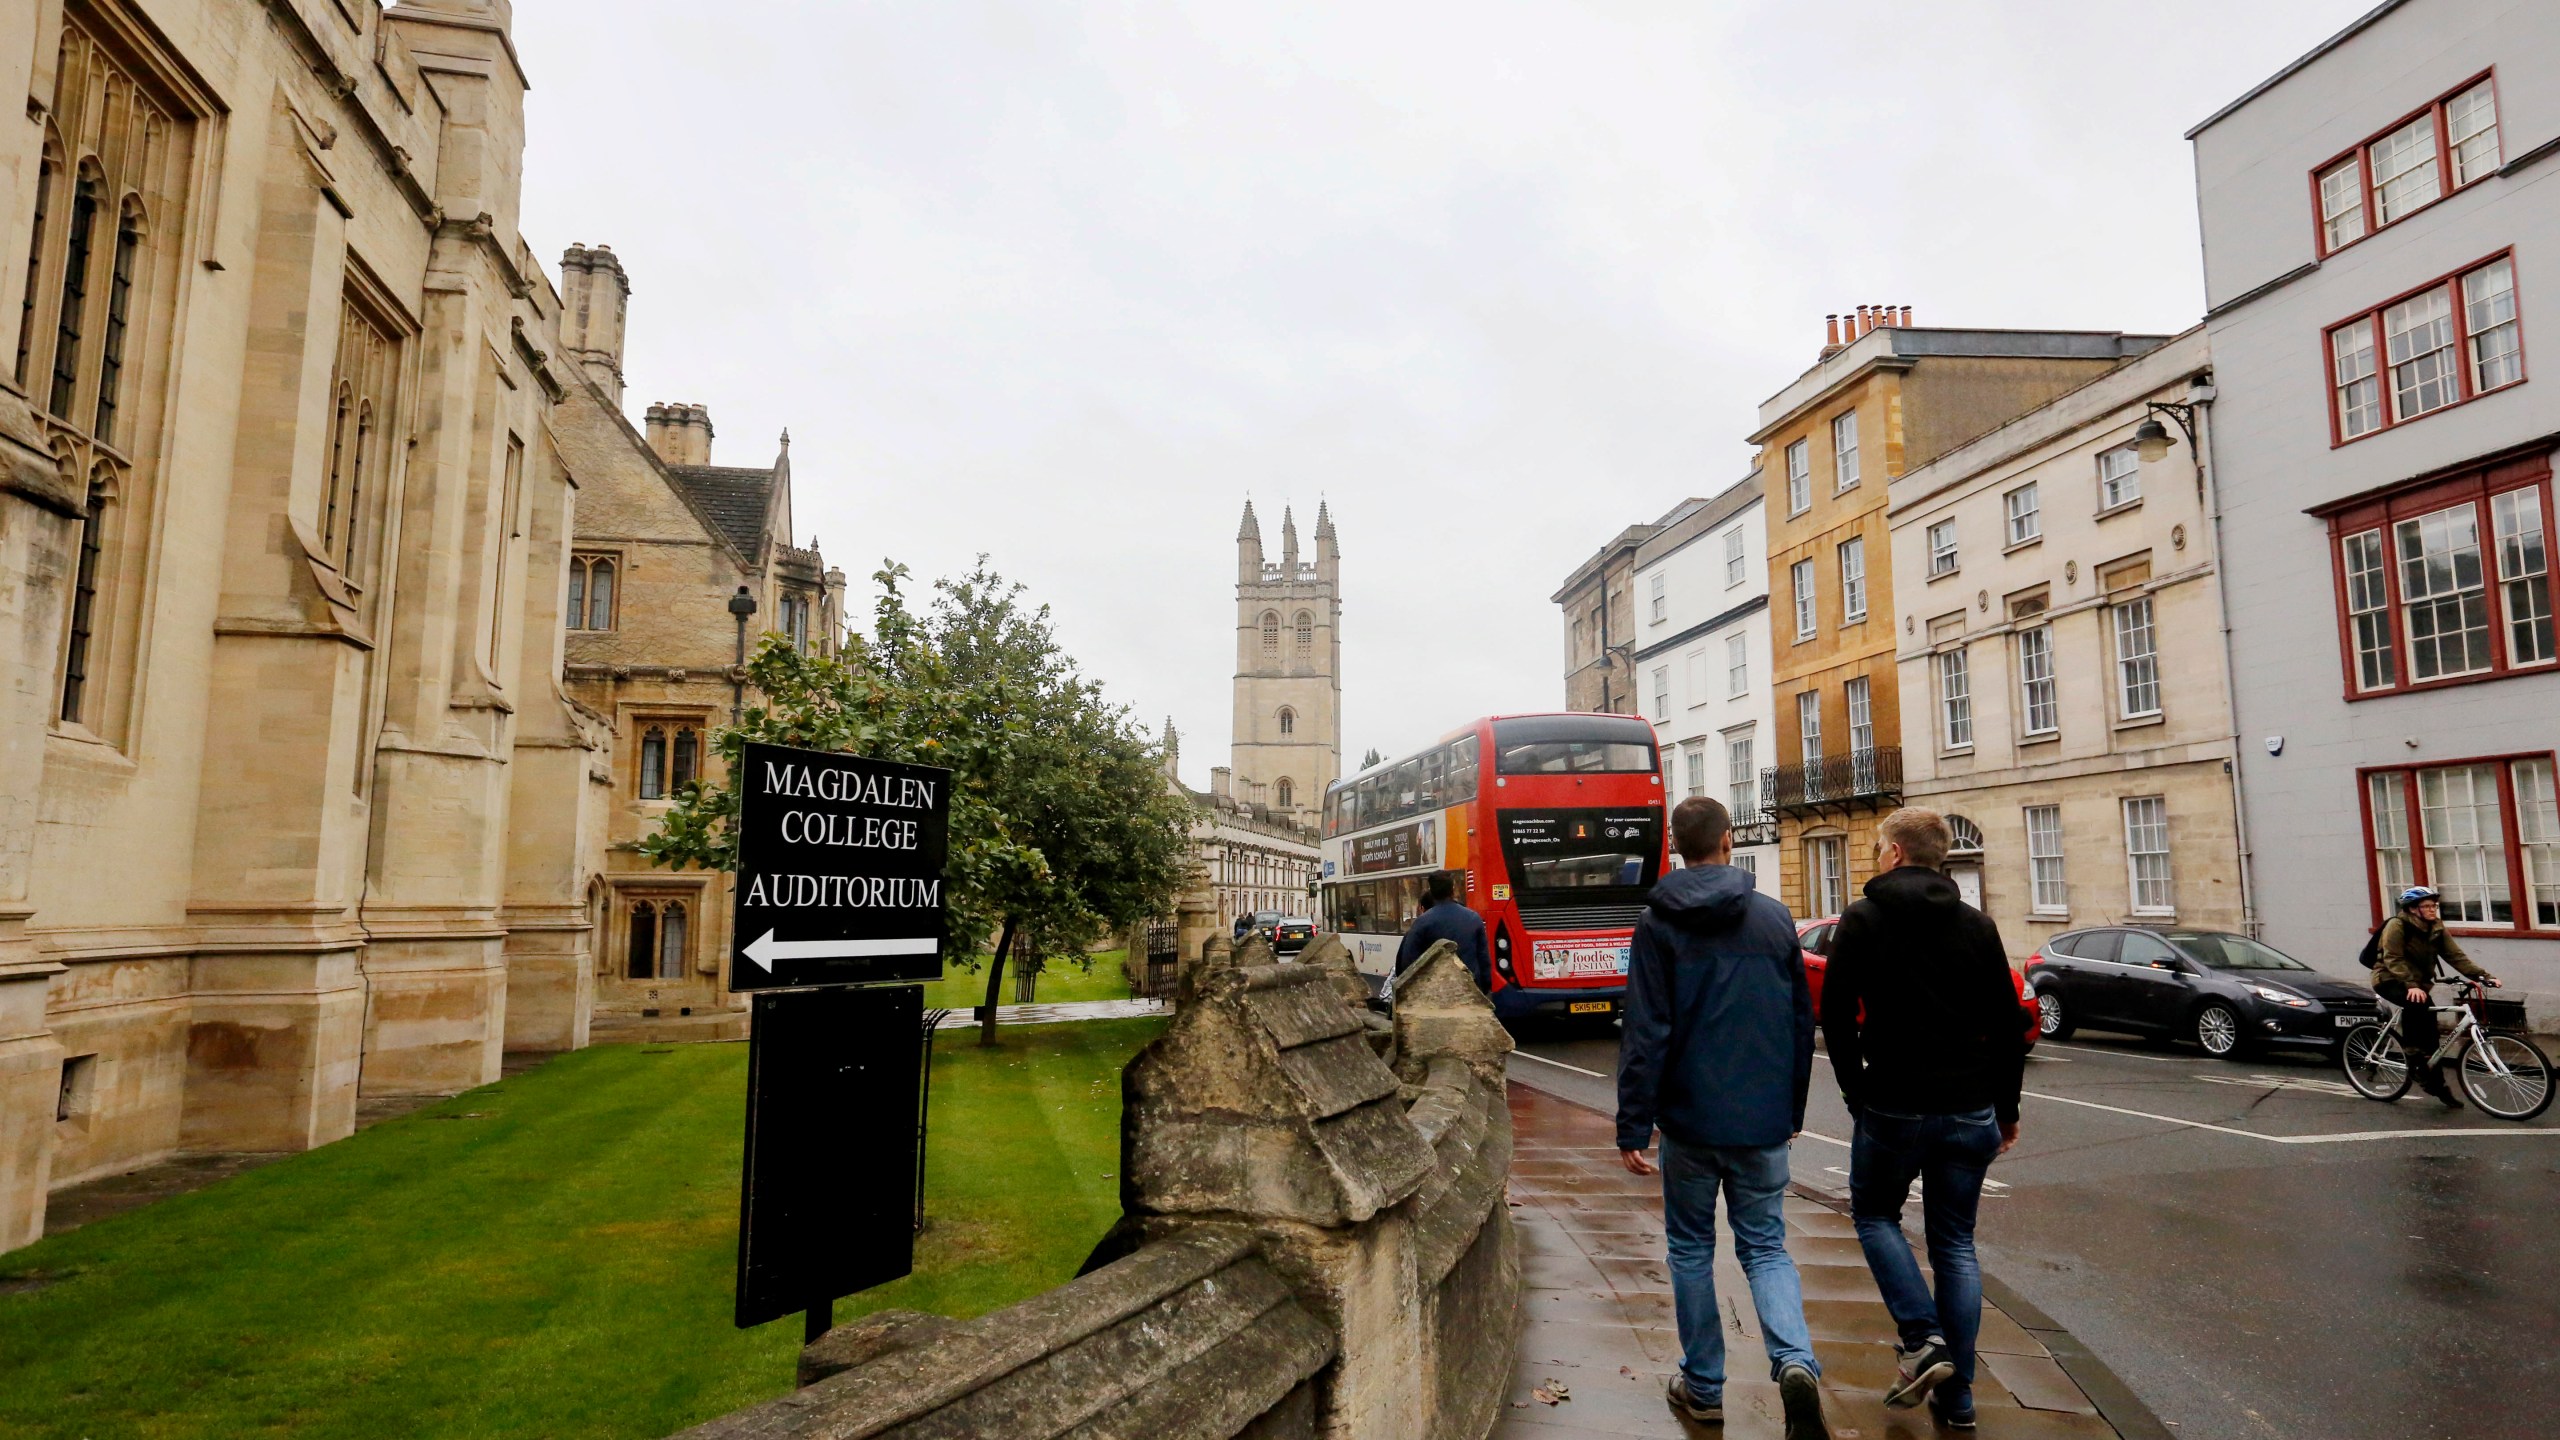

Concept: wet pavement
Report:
left=1509, top=1027, right=2560, bottom=1440
left=1502, top=1084, right=2132, bottom=1439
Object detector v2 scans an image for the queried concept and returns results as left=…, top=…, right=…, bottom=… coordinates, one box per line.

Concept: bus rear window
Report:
left=1493, top=716, right=1656, bottom=775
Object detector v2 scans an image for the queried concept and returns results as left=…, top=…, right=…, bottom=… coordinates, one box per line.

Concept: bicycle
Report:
left=2341, top=975, right=2553, bottom=1121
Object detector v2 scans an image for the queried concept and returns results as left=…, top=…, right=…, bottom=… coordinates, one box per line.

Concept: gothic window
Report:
left=1278, top=706, right=1296, bottom=736
left=637, top=720, right=703, bottom=799
left=627, top=900, right=656, bottom=979
left=90, top=205, right=142, bottom=445
left=1277, top=778, right=1294, bottom=808
left=568, top=555, right=616, bottom=631
left=1261, top=611, right=1280, bottom=657
left=58, top=470, right=107, bottom=725
left=322, top=289, right=401, bottom=594
left=12, top=149, right=53, bottom=385
left=639, top=727, right=667, bottom=799
left=1295, top=611, right=1312, bottom=656
left=488, top=435, right=524, bottom=669
left=625, top=898, right=690, bottom=981
left=46, top=171, right=99, bottom=421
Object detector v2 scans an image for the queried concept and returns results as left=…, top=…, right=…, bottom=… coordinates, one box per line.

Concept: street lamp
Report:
left=728, top=584, right=758, bottom=720
left=2133, top=401, right=2198, bottom=464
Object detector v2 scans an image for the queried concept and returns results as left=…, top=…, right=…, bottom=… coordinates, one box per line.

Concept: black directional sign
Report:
left=730, top=741, right=950, bottom=992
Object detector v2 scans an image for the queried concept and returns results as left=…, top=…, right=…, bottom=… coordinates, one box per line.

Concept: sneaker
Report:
left=1884, top=1336, right=1954, bottom=1408
left=1930, top=1393, right=1978, bottom=1430
left=1779, top=1361, right=1830, bottom=1440
left=1665, top=1374, right=1722, bottom=1425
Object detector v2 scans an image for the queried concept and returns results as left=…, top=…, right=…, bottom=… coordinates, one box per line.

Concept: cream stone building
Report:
left=550, top=242, right=844, bottom=1022
left=1887, top=328, right=2247, bottom=957
left=1231, top=499, right=1340, bottom=830
left=0, top=0, right=616, bottom=1254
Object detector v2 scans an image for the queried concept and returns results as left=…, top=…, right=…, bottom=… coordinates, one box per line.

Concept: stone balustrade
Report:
left=673, top=935, right=1516, bottom=1440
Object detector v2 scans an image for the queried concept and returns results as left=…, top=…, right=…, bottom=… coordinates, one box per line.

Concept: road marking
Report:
left=2021, top=1089, right=2560, bottom=1144
left=2192, top=1072, right=2364, bottom=1099
left=2043, top=1042, right=2199, bottom=1066
left=1512, top=1050, right=1609, bottom=1079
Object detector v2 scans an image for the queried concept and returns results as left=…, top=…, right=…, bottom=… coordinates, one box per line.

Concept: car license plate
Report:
left=1569, top=1001, right=1613, bottom=1015
left=2335, top=1013, right=2365, bottom=1027
left=1532, top=940, right=1630, bottom=981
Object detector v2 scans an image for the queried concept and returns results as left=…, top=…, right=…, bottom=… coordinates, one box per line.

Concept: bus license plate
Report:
left=1569, top=1001, right=1613, bottom=1015
left=1532, top=941, right=1629, bottom=981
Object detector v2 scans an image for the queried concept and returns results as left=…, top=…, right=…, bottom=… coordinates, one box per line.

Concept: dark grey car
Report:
left=2022, top=928, right=2383, bottom=1059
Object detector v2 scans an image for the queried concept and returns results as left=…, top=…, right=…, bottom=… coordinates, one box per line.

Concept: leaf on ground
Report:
left=1532, top=1379, right=1570, bottom=1405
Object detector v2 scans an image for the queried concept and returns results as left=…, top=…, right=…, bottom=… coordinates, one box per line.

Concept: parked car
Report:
left=2022, top=928, right=2382, bottom=1059
left=1798, top=917, right=2040, bottom=1051
left=1269, top=917, right=1316, bottom=956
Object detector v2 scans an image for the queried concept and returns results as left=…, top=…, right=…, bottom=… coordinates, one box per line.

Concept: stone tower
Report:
left=1231, top=500, right=1341, bottom=828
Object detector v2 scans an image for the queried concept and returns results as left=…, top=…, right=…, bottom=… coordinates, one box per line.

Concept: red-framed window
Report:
left=2320, top=455, right=2554, bottom=698
left=2311, top=72, right=2500, bottom=258
left=2359, top=752, right=2560, bottom=938
left=2324, top=250, right=2524, bottom=445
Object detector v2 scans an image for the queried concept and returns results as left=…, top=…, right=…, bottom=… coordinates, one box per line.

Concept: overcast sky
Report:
left=512, top=1, right=2370, bottom=789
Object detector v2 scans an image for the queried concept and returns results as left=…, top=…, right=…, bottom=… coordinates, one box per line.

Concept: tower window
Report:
left=59, top=474, right=107, bottom=725
left=1262, top=611, right=1280, bottom=657
left=47, top=176, right=100, bottom=420
left=1277, top=778, right=1294, bottom=808
left=1278, top=707, right=1296, bottom=736
left=91, top=211, right=141, bottom=445
left=1295, top=611, right=1312, bottom=655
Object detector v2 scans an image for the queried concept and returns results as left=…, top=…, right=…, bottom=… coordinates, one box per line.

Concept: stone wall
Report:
left=673, top=936, right=1518, bottom=1440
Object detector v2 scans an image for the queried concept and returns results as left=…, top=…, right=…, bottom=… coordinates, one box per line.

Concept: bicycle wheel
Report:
left=2341, top=1023, right=2411, bottom=1101
left=2458, top=1033, right=2555, bottom=1121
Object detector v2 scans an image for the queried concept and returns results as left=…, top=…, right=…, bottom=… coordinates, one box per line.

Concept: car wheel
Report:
left=2194, top=1001, right=2249, bottom=1060
left=2034, top=988, right=2074, bottom=1041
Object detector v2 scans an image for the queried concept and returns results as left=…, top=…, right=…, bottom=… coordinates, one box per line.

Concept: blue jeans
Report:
left=1849, top=1106, right=2003, bottom=1411
left=1659, top=1134, right=1820, bottom=1402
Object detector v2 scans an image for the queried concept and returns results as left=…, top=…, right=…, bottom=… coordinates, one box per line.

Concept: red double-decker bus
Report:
left=1319, top=713, right=1667, bottom=1024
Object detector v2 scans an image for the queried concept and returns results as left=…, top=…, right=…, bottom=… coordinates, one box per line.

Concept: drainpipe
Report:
left=728, top=584, right=758, bottom=721
left=2193, top=382, right=2261, bottom=939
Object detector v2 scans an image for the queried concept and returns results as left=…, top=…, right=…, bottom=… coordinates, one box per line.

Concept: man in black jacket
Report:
left=1618, top=798, right=1829, bottom=1440
left=1820, top=807, right=2024, bottom=1432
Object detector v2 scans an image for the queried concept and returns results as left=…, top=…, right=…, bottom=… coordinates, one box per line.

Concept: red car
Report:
left=1797, top=917, right=2039, bottom=1052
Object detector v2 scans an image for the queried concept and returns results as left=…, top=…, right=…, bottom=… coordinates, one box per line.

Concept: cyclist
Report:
left=2372, top=885, right=2501, bottom=1109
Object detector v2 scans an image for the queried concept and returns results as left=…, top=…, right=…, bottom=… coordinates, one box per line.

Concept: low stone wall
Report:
left=675, top=936, right=1516, bottom=1440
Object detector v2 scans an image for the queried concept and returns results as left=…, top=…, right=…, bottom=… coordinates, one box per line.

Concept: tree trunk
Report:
left=978, top=918, right=1018, bottom=1048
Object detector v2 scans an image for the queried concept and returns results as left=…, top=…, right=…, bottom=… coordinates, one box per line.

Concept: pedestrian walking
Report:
left=1617, top=796, right=1829, bottom=1440
left=1820, top=807, right=2025, bottom=1432
left=1396, top=871, right=1489, bottom=987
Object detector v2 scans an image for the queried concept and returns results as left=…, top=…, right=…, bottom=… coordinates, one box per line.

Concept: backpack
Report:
left=2356, top=918, right=2393, bottom=973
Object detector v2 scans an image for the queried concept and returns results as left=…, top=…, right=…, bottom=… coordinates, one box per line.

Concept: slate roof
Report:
left=665, top=464, right=774, bottom=561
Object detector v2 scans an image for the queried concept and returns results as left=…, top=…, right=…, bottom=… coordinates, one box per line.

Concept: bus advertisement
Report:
left=1319, top=713, right=1667, bottom=1024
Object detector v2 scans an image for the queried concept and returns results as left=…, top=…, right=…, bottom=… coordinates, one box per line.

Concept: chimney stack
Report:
left=644, top=402, right=714, bottom=466
left=1825, top=314, right=1841, bottom=348
left=1900, top=305, right=1913, bottom=327
left=558, top=243, right=631, bottom=404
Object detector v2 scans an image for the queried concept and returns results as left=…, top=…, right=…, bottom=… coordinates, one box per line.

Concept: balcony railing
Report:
left=1759, top=747, right=1902, bottom=819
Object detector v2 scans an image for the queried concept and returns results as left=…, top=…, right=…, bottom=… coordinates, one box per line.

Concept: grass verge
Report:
left=920, top=948, right=1133, bottom=1010
left=0, top=1017, right=1161, bottom=1440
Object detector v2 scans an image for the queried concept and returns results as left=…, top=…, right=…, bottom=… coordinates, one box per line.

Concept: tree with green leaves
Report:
left=1359, top=747, right=1385, bottom=770
left=641, top=559, right=1195, bottom=1045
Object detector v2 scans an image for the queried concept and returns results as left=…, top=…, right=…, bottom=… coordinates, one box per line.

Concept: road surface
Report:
left=1507, top=1022, right=2560, bottom=1440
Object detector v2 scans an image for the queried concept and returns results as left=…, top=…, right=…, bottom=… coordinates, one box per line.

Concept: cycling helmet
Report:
left=2397, top=885, right=2441, bottom=909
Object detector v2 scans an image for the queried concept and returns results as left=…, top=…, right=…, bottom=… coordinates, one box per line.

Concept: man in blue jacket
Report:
left=1396, top=872, right=1488, bottom=987
left=1618, top=797, right=1827, bottom=1440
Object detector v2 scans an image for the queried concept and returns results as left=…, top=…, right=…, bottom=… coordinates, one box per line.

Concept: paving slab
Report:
left=1506, top=1083, right=2148, bottom=1439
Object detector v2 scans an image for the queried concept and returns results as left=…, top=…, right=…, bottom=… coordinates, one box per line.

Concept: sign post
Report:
left=728, top=741, right=951, bottom=1338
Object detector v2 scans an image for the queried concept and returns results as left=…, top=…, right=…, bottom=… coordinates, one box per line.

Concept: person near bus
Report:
left=1820, top=807, right=2024, bottom=1431
left=1395, top=871, right=1488, bottom=987
left=1616, top=797, right=1828, bottom=1440
left=2372, top=884, right=2500, bottom=1109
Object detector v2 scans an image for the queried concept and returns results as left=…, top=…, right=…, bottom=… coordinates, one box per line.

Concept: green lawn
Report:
left=921, top=948, right=1134, bottom=1010
left=0, top=1017, right=1161, bottom=1440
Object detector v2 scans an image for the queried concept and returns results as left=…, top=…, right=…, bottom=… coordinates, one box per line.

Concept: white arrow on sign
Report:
left=741, top=929, right=940, bottom=972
